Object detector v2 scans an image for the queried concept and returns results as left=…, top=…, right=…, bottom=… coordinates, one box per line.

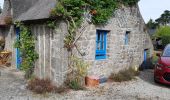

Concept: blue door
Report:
left=144, top=49, right=147, bottom=63
left=143, top=49, right=150, bottom=69
left=16, top=27, right=21, bottom=69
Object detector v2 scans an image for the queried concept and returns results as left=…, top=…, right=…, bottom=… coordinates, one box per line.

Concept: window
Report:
left=125, top=31, right=130, bottom=45
left=95, top=30, right=107, bottom=60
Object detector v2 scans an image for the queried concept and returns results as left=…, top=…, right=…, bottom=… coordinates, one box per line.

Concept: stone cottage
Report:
left=0, top=0, right=153, bottom=86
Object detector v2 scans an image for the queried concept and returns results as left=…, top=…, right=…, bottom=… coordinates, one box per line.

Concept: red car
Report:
left=154, top=44, right=170, bottom=84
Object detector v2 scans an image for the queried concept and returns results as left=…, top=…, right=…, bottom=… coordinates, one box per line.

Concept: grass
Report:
left=152, top=51, right=160, bottom=65
left=110, top=67, right=140, bottom=82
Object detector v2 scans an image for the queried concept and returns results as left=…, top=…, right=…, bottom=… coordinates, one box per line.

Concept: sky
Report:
left=0, top=0, right=169, bottom=23
left=138, top=0, right=170, bottom=23
left=0, top=0, right=3, bottom=8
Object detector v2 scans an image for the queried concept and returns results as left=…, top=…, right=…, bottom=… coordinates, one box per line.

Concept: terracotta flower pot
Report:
left=85, top=75, right=99, bottom=87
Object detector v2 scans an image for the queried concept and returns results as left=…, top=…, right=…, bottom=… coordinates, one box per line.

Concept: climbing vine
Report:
left=68, top=56, right=89, bottom=89
left=49, top=0, right=140, bottom=50
left=48, top=0, right=140, bottom=88
left=14, top=22, right=38, bottom=79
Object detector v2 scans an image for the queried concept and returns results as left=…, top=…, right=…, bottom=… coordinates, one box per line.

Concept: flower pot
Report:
left=90, top=10, right=97, bottom=15
left=85, top=75, right=99, bottom=87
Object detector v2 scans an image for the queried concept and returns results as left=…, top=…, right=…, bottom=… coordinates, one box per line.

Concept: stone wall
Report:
left=0, top=0, right=153, bottom=86
left=74, top=6, right=153, bottom=77
left=23, top=6, right=153, bottom=84
left=30, top=22, right=68, bottom=86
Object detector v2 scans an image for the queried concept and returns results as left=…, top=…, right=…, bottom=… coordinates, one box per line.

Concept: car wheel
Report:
left=154, top=76, right=159, bottom=83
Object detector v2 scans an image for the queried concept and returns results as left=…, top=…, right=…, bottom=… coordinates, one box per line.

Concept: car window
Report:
left=163, top=46, right=170, bottom=57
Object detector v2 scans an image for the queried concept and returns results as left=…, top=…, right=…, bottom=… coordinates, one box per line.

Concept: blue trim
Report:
left=95, top=30, right=107, bottom=60
left=144, top=50, right=147, bottom=62
left=15, top=27, right=21, bottom=69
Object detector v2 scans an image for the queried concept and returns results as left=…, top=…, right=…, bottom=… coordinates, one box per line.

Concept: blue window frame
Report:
left=95, top=30, right=107, bottom=60
left=125, top=31, right=130, bottom=45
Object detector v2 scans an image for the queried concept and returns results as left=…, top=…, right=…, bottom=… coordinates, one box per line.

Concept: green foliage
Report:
left=152, top=52, right=159, bottom=65
left=50, top=0, right=140, bottom=25
left=146, top=19, right=158, bottom=29
left=68, top=56, right=89, bottom=89
left=49, top=0, right=140, bottom=50
left=48, top=0, right=140, bottom=88
left=47, top=21, right=56, bottom=29
left=51, top=0, right=85, bottom=25
left=71, top=56, right=89, bottom=78
left=64, top=33, right=75, bottom=51
left=155, top=26, right=170, bottom=47
left=89, top=0, right=117, bottom=24
left=14, top=22, right=38, bottom=78
left=69, top=79, right=83, bottom=90
left=155, top=10, right=170, bottom=25
left=121, top=0, right=140, bottom=6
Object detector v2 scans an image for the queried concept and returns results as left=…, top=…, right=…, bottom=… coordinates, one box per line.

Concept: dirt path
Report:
left=0, top=67, right=170, bottom=100
left=0, top=67, right=29, bottom=98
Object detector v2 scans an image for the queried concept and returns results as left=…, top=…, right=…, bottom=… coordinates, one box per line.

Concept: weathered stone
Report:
left=0, top=1, right=153, bottom=86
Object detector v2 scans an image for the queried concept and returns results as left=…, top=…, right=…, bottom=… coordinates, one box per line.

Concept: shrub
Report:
left=14, top=22, right=38, bottom=79
left=110, top=67, right=139, bottom=82
left=155, top=26, right=170, bottom=47
left=121, top=0, right=140, bottom=6
left=66, top=56, right=88, bottom=90
left=27, top=78, right=57, bottom=94
left=152, top=52, right=159, bottom=65
left=69, top=79, right=83, bottom=90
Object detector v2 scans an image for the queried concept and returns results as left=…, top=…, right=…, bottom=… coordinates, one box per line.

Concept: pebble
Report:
left=1, top=68, right=170, bottom=100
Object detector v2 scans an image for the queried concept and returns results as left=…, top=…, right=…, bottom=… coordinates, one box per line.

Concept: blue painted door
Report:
left=16, top=27, right=21, bottom=69
left=144, top=50, right=147, bottom=63
left=144, top=49, right=150, bottom=62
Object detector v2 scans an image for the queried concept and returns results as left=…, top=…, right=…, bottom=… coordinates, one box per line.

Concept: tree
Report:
left=146, top=19, right=158, bottom=29
left=155, top=26, right=170, bottom=47
left=155, top=10, right=170, bottom=25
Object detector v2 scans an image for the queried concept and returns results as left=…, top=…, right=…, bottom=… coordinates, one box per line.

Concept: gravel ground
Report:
left=0, top=67, right=170, bottom=100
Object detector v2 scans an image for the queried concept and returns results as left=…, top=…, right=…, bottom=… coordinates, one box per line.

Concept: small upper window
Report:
left=95, top=30, right=107, bottom=60
left=125, top=31, right=130, bottom=45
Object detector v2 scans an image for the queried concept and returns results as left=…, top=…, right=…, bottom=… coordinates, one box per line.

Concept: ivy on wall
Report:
left=48, top=0, right=140, bottom=88
left=14, top=22, right=38, bottom=79
left=50, top=0, right=139, bottom=25
left=121, top=0, right=140, bottom=6
left=49, top=0, right=140, bottom=50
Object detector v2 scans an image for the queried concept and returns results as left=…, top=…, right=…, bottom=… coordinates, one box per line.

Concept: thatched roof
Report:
left=0, top=0, right=12, bottom=26
left=11, top=0, right=57, bottom=21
